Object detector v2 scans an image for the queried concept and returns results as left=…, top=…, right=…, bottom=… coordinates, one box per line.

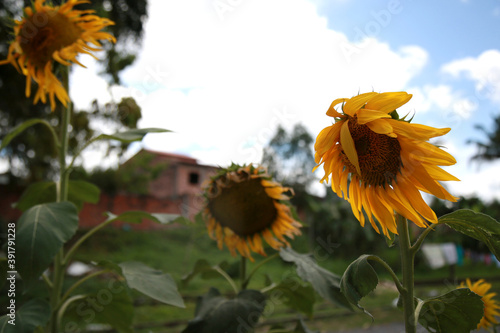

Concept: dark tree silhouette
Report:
left=468, top=114, right=500, bottom=163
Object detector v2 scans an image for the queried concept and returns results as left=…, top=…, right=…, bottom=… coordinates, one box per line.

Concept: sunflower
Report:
left=314, top=91, right=459, bottom=236
left=459, top=278, right=500, bottom=329
left=0, top=0, right=116, bottom=110
left=202, top=164, right=302, bottom=261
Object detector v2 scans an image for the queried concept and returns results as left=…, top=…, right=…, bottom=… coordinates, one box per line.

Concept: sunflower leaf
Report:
left=0, top=119, right=55, bottom=151
left=104, top=211, right=182, bottom=225
left=181, top=259, right=230, bottom=288
left=340, top=254, right=379, bottom=318
left=14, top=180, right=100, bottom=212
left=264, top=277, right=316, bottom=316
left=93, top=128, right=170, bottom=143
left=62, top=280, right=134, bottom=333
left=0, top=298, right=51, bottom=333
left=181, top=288, right=266, bottom=333
left=279, top=247, right=351, bottom=309
left=438, top=209, right=500, bottom=260
left=16, top=202, right=79, bottom=286
left=118, top=261, right=185, bottom=308
left=417, top=288, right=483, bottom=333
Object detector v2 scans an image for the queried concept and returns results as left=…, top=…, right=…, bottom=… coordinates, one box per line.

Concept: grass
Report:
left=67, top=224, right=500, bottom=332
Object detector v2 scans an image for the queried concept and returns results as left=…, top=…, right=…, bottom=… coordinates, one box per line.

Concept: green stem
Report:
left=397, top=213, right=416, bottom=333
left=366, top=255, right=404, bottom=294
left=411, top=224, right=436, bottom=255
left=57, top=294, right=87, bottom=331
left=60, top=270, right=110, bottom=305
left=260, top=282, right=277, bottom=294
left=42, top=273, right=53, bottom=289
left=49, top=67, right=71, bottom=333
left=64, top=215, right=118, bottom=265
left=213, top=266, right=238, bottom=294
left=240, top=256, right=247, bottom=290
left=242, top=253, right=279, bottom=290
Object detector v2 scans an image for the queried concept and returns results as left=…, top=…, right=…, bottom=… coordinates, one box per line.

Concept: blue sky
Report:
left=68, top=0, right=500, bottom=200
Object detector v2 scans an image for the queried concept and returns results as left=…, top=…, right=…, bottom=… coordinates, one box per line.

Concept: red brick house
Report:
left=0, top=150, right=219, bottom=230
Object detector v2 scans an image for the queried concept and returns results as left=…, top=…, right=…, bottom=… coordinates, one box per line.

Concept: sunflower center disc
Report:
left=20, top=10, right=82, bottom=68
left=343, top=116, right=402, bottom=186
left=208, top=178, right=278, bottom=237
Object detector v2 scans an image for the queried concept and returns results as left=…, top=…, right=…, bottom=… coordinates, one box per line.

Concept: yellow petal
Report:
left=388, top=120, right=451, bottom=141
left=314, top=122, right=342, bottom=157
left=343, top=92, right=378, bottom=116
left=422, top=164, right=460, bottom=182
left=364, top=92, right=412, bottom=113
left=326, top=98, right=346, bottom=117
left=340, top=120, right=360, bottom=175
left=366, top=119, right=395, bottom=136
left=357, top=109, right=391, bottom=124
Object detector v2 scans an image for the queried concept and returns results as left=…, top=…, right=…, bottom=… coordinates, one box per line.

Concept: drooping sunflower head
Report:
left=0, top=0, right=116, bottom=110
left=459, top=278, right=500, bottom=329
left=314, top=92, right=459, bottom=236
left=202, top=164, right=302, bottom=261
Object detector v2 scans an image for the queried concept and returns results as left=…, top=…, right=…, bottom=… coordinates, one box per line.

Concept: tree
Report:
left=261, top=124, right=317, bottom=194
left=0, top=0, right=148, bottom=185
left=468, top=114, right=500, bottom=163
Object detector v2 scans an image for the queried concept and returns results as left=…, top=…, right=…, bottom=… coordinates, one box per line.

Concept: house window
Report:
left=189, top=172, right=199, bottom=184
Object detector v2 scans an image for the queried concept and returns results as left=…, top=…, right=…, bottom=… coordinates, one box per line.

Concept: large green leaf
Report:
left=340, top=254, right=379, bottom=316
left=279, top=247, right=351, bottom=309
left=417, top=288, right=483, bottom=333
left=0, top=299, right=51, bottom=333
left=438, top=209, right=500, bottom=260
left=63, top=281, right=134, bottom=333
left=94, top=128, right=170, bottom=143
left=266, top=278, right=316, bottom=316
left=0, top=119, right=54, bottom=151
left=182, top=288, right=266, bottom=333
left=16, top=202, right=79, bottom=284
left=181, top=259, right=230, bottom=287
left=15, top=180, right=100, bottom=211
left=105, top=211, right=183, bottom=225
left=118, top=261, right=185, bottom=308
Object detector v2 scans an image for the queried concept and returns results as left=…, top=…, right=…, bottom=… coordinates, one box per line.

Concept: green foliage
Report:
left=279, top=247, right=351, bottom=309
left=340, top=254, right=379, bottom=316
left=0, top=0, right=148, bottom=184
left=16, top=202, right=79, bottom=285
left=62, top=280, right=134, bottom=333
left=118, top=261, right=185, bottom=308
left=468, top=114, right=500, bottom=162
left=261, top=123, right=316, bottom=197
left=181, top=288, right=266, bottom=333
left=93, top=127, right=169, bottom=143
left=417, top=288, right=483, bottom=333
left=438, top=209, right=500, bottom=260
left=0, top=299, right=51, bottom=333
left=115, top=149, right=169, bottom=195
left=292, top=318, right=320, bottom=333
left=266, top=278, right=316, bottom=316
left=181, top=259, right=231, bottom=288
left=104, top=211, right=184, bottom=225
left=14, top=180, right=100, bottom=211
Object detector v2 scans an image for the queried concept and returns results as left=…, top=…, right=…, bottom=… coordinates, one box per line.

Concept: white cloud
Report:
left=408, top=84, right=477, bottom=119
left=71, top=0, right=429, bottom=169
left=443, top=141, right=500, bottom=202
left=441, top=49, right=500, bottom=104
